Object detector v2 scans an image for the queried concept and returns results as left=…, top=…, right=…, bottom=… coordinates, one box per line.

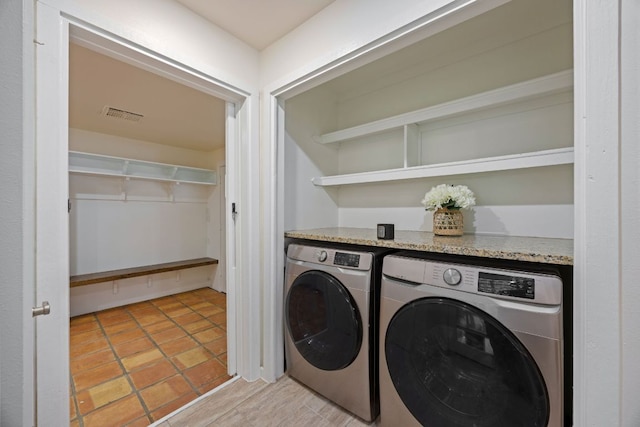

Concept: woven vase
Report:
left=432, top=208, right=464, bottom=236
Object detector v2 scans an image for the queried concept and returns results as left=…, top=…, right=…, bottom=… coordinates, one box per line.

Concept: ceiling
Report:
left=175, top=0, right=336, bottom=51
left=69, top=43, right=227, bottom=151
left=69, top=0, right=335, bottom=152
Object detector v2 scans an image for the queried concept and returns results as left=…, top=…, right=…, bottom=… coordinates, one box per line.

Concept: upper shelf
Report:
left=312, top=147, right=574, bottom=186
left=315, top=70, right=573, bottom=145
left=69, top=151, right=217, bottom=185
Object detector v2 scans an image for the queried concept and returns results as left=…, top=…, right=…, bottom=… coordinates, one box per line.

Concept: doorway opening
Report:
left=66, top=32, right=233, bottom=425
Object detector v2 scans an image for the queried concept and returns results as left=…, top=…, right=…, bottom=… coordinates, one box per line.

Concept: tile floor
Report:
left=69, top=288, right=231, bottom=427
left=158, top=375, right=376, bottom=427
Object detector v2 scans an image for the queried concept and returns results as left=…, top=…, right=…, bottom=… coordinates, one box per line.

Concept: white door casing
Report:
left=224, top=104, right=238, bottom=376
left=35, top=7, right=254, bottom=424
left=35, top=3, right=71, bottom=425
left=219, top=165, right=227, bottom=293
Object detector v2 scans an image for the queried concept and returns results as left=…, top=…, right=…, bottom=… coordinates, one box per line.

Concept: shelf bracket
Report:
left=167, top=181, right=179, bottom=202
left=404, top=124, right=421, bottom=168
left=121, top=177, right=130, bottom=201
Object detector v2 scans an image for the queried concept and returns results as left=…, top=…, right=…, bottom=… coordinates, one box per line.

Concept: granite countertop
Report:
left=285, top=227, right=573, bottom=265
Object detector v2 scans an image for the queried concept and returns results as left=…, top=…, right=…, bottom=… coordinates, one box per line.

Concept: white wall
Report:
left=283, top=88, right=340, bottom=230
left=69, top=196, right=209, bottom=273
left=0, top=0, right=35, bottom=425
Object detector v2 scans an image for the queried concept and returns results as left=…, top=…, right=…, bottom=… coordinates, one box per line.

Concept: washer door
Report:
left=385, top=297, right=549, bottom=427
left=286, top=270, right=362, bottom=371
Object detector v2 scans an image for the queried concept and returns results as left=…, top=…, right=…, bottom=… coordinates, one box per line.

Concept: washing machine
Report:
left=379, top=252, right=564, bottom=427
left=284, top=242, right=392, bottom=422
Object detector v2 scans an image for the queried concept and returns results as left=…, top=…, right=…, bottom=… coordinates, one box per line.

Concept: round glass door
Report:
left=385, top=297, right=549, bottom=427
left=286, top=270, right=362, bottom=371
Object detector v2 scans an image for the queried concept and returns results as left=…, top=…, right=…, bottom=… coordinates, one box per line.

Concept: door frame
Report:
left=35, top=6, right=255, bottom=424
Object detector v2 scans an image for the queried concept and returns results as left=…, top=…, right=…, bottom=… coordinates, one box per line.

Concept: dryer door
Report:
left=385, top=297, right=549, bottom=427
left=286, top=270, right=362, bottom=371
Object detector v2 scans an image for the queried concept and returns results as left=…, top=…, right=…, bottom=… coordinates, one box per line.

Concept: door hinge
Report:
left=32, top=301, right=51, bottom=317
left=68, top=199, right=71, bottom=213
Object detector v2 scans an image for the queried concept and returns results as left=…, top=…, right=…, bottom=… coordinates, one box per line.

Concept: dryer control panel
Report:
left=287, top=243, right=373, bottom=271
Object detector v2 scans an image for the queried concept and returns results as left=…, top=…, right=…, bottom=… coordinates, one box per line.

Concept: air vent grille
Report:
left=102, top=106, right=144, bottom=122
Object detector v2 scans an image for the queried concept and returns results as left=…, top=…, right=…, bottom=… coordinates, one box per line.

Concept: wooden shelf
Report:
left=315, top=70, right=573, bottom=145
left=312, top=147, right=573, bottom=187
left=70, top=257, right=218, bottom=287
left=69, top=151, right=217, bottom=185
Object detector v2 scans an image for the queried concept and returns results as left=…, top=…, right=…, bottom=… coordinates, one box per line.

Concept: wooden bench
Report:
left=70, top=257, right=218, bottom=288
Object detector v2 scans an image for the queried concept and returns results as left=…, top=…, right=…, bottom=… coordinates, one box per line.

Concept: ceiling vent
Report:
left=101, top=106, right=144, bottom=122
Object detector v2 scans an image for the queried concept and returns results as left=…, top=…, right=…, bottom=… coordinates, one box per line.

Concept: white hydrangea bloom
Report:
left=421, top=184, right=476, bottom=211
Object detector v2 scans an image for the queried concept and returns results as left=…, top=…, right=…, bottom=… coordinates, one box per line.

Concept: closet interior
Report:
left=68, top=43, right=227, bottom=316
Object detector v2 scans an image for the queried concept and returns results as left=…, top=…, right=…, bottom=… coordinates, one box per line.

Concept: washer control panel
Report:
left=334, top=252, right=361, bottom=268
left=478, top=271, right=535, bottom=299
left=383, top=254, right=562, bottom=305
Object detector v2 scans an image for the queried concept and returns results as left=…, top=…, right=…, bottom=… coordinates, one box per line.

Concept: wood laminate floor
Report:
left=156, top=375, right=376, bottom=427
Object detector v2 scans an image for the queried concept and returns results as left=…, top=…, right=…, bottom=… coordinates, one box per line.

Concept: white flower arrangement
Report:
left=421, top=184, right=476, bottom=211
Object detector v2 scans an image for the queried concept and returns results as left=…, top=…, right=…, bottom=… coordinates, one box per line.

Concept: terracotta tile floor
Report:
left=69, top=288, right=231, bottom=427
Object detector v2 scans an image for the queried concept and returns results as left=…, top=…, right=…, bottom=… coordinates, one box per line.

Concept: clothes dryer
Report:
left=379, top=252, right=564, bottom=427
left=284, top=242, right=391, bottom=422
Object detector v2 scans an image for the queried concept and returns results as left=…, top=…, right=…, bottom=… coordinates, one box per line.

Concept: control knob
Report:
left=317, top=250, right=328, bottom=262
left=443, top=268, right=462, bottom=286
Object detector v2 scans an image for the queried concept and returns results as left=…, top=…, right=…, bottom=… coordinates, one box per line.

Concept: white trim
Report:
left=225, top=95, right=261, bottom=381
left=224, top=101, right=238, bottom=377
left=35, top=4, right=71, bottom=424
left=261, top=95, right=286, bottom=382
left=573, top=0, right=622, bottom=425
left=67, top=20, right=248, bottom=102
left=237, top=91, right=262, bottom=381
left=620, top=0, right=640, bottom=423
